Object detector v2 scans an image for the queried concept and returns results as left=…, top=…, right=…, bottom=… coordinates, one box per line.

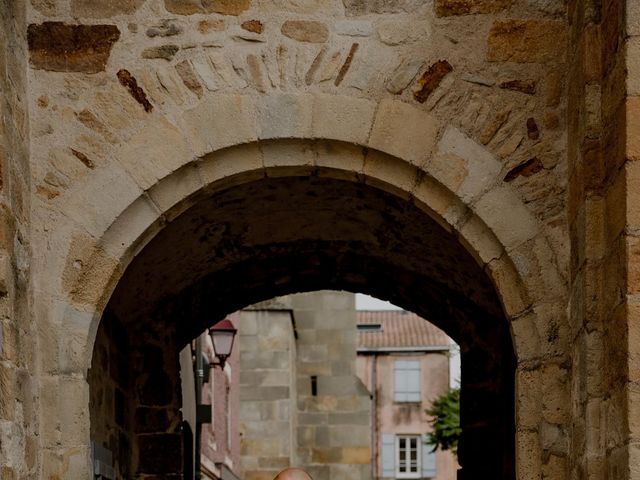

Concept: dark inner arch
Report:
left=91, top=174, right=515, bottom=479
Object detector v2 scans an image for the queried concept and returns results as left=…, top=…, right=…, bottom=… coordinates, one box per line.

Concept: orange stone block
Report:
left=487, top=19, right=567, bottom=64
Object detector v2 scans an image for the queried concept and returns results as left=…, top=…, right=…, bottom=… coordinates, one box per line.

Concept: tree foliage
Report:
left=425, top=388, right=461, bottom=456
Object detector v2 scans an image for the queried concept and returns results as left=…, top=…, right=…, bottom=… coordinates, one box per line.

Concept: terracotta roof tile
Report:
left=356, top=310, right=449, bottom=349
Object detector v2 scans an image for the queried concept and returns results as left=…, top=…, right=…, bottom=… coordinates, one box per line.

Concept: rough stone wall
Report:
left=87, top=312, right=132, bottom=479
left=89, top=311, right=185, bottom=479
left=626, top=1, right=640, bottom=475
left=239, top=309, right=297, bottom=480
left=0, top=3, right=36, bottom=480
left=239, top=292, right=371, bottom=480
left=289, top=292, right=371, bottom=480
left=13, top=0, right=594, bottom=477
left=566, top=0, right=630, bottom=478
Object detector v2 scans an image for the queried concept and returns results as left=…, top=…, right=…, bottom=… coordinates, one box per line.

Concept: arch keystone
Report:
left=257, top=93, right=313, bottom=139
left=182, top=94, right=258, bottom=155
left=312, top=94, right=376, bottom=145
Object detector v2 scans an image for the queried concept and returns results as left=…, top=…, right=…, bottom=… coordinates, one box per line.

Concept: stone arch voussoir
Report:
left=48, top=93, right=563, bottom=371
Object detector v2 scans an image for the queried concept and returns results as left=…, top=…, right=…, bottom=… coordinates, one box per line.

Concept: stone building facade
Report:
left=0, top=0, right=639, bottom=478
left=238, top=291, right=371, bottom=480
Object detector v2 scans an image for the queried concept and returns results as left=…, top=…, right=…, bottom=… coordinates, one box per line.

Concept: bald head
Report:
left=273, top=468, right=313, bottom=480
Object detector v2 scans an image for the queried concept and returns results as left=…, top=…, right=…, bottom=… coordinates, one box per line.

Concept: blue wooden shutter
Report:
left=381, top=433, right=395, bottom=477
left=395, top=360, right=421, bottom=402
left=421, top=434, right=437, bottom=478
left=395, top=361, right=408, bottom=401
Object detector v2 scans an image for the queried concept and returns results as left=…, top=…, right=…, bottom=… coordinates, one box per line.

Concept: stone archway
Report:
left=29, top=103, right=566, bottom=479
left=27, top=17, right=570, bottom=472
left=89, top=161, right=517, bottom=478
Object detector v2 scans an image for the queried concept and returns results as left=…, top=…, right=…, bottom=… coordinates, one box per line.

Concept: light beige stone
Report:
left=362, top=150, right=418, bottom=200
left=98, top=193, right=161, bottom=261
left=199, top=143, right=264, bottom=185
left=431, top=126, right=502, bottom=203
left=312, top=95, right=376, bottom=145
left=182, top=94, right=258, bottom=155
left=486, top=255, right=530, bottom=317
left=473, top=186, right=539, bottom=250
left=281, top=21, right=329, bottom=43
left=368, top=99, right=439, bottom=166
left=258, top=94, right=313, bottom=139
left=628, top=38, right=640, bottom=96
left=115, top=116, right=194, bottom=190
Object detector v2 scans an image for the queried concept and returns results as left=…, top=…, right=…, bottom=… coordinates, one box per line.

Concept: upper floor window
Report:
left=394, top=360, right=420, bottom=402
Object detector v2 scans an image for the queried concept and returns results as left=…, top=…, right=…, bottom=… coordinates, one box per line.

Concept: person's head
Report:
left=273, top=468, right=314, bottom=480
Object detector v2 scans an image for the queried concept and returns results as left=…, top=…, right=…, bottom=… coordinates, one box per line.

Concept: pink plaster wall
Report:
left=356, top=352, right=458, bottom=480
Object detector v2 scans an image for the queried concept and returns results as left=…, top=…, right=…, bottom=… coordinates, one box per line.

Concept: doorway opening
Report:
left=88, top=173, right=516, bottom=479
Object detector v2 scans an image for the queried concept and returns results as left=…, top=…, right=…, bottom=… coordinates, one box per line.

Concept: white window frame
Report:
left=395, top=434, right=421, bottom=479
left=394, top=360, right=421, bottom=403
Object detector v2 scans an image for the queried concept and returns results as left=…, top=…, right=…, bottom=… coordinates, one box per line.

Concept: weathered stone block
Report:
left=0, top=362, right=15, bottom=420
left=435, top=0, right=511, bottom=16
left=165, top=0, right=251, bottom=15
left=499, top=79, right=536, bottom=94
left=629, top=0, right=640, bottom=36
left=142, top=45, right=180, bottom=61
left=413, top=60, right=452, bottom=103
left=242, top=20, right=264, bottom=34
left=487, top=20, right=567, bottom=63
left=281, top=21, right=329, bottom=43
left=116, top=117, right=191, bottom=190
left=181, top=95, right=258, bottom=155
left=627, top=96, right=640, bottom=161
left=258, top=94, right=313, bottom=139
left=312, top=94, right=376, bottom=145
left=343, top=0, right=427, bottom=15
left=473, top=186, right=539, bottom=249
left=363, top=150, right=418, bottom=200
left=27, top=22, right=120, bottom=73
left=369, top=99, right=439, bottom=166
left=431, top=126, right=501, bottom=203
left=199, top=143, right=264, bottom=185
left=71, top=0, right=145, bottom=17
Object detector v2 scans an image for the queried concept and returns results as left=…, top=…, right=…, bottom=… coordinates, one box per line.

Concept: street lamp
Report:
left=208, top=318, right=237, bottom=369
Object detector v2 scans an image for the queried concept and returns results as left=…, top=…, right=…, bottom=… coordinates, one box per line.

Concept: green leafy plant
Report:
left=425, top=388, right=461, bottom=456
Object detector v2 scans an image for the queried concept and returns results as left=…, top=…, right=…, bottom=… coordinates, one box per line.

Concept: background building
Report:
left=238, top=291, right=372, bottom=480
left=235, top=291, right=457, bottom=480
left=355, top=311, right=458, bottom=480
left=180, top=314, right=241, bottom=480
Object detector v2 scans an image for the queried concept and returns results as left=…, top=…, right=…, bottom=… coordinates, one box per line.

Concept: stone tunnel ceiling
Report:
left=108, top=174, right=505, bottom=345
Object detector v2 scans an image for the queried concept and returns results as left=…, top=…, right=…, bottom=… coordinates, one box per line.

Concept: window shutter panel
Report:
left=421, top=434, right=437, bottom=478
left=381, top=433, right=395, bottom=477
left=407, top=368, right=420, bottom=402
left=395, top=365, right=407, bottom=402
